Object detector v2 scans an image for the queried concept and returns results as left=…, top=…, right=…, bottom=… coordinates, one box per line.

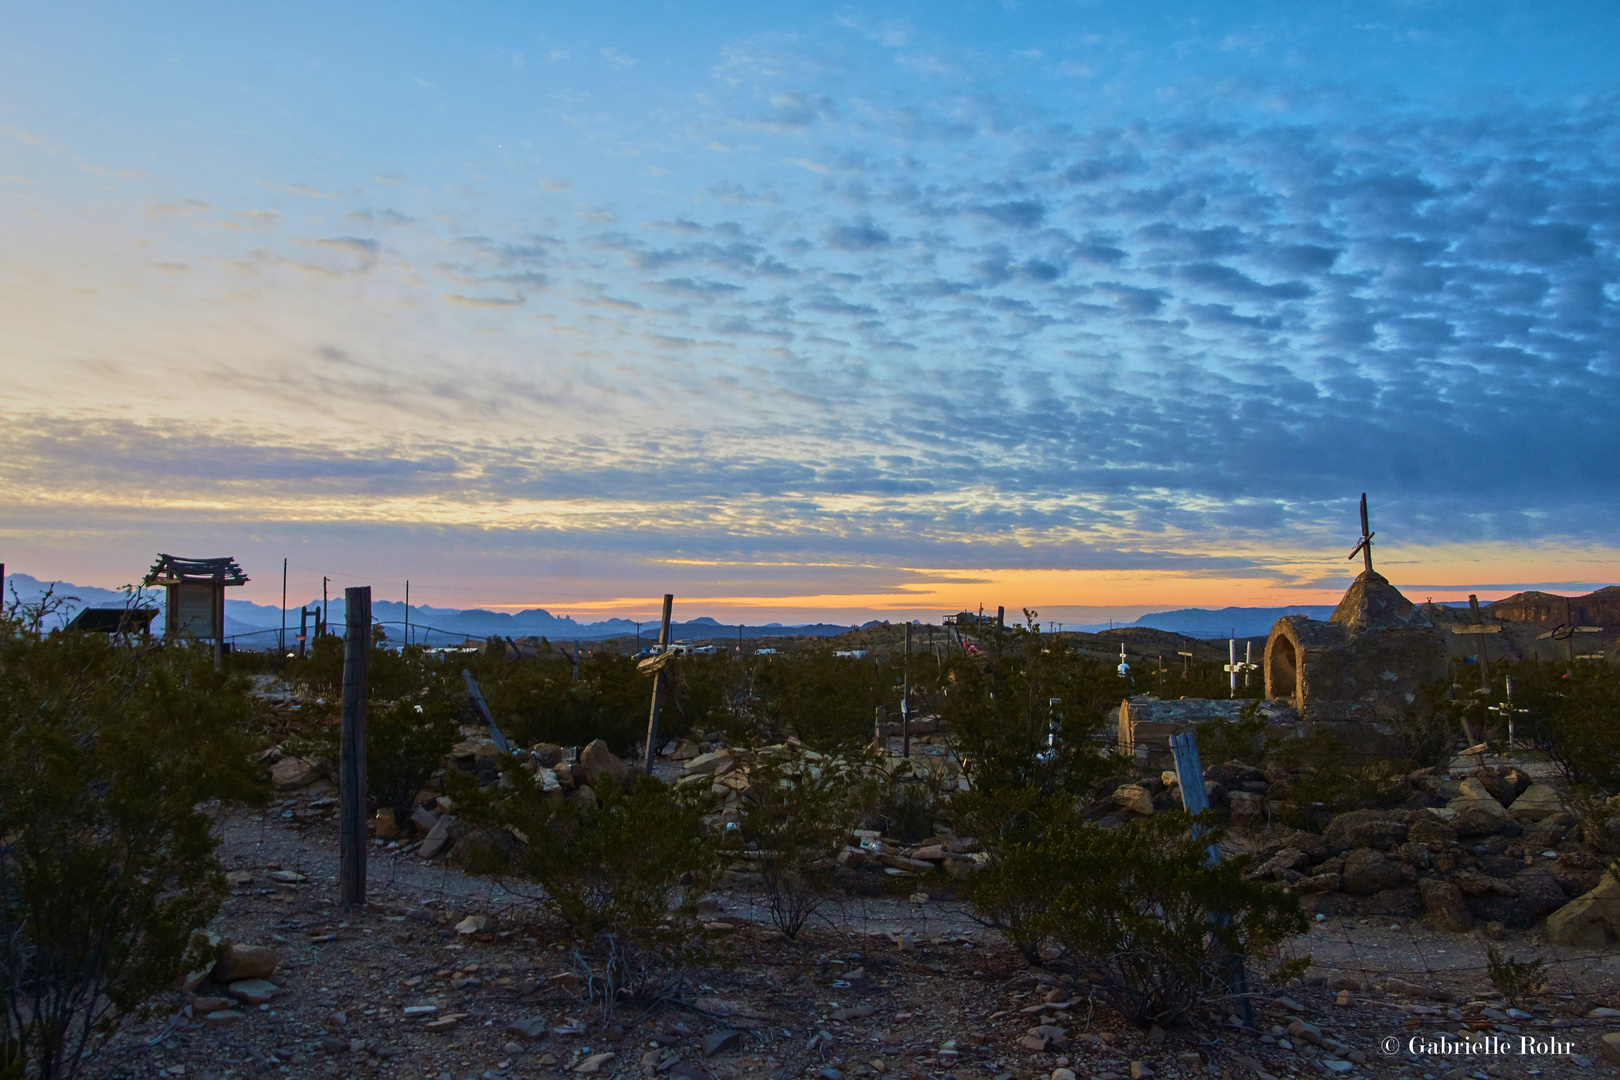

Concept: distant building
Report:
left=66, top=606, right=159, bottom=635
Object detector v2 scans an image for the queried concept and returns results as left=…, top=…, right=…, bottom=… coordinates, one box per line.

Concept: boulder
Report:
left=1227, top=791, right=1264, bottom=821
left=419, top=815, right=455, bottom=858
left=1112, top=784, right=1155, bottom=816
left=374, top=807, right=398, bottom=839
left=1408, top=812, right=1458, bottom=846
left=1466, top=894, right=1536, bottom=930
left=685, top=750, right=734, bottom=777
left=578, top=740, right=627, bottom=789
left=530, top=743, right=565, bottom=767
left=1545, top=871, right=1620, bottom=947
left=409, top=806, right=439, bottom=833
left=1342, top=849, right=1407, bottom=896
left=1512, top=869, right=1570, bottom=918
left=1448, top=779, right=1507, bottom=824
left=1324, top=810, right=1410, bottom=853
left=1205, top=761, right=1266, bottom=788
left=211, top=943, right=279, bottom=982
left=269, top=757, right=322, bottom=791
left=1452, top=806, right=1507, bottom=837
left=1508, top=784, right=1565, bottom=823
left=1419, top=879, right=1472, bottom=932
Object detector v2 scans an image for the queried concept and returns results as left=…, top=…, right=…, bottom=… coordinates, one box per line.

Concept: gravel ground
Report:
left=77, top=798, right=1620, bottom=1080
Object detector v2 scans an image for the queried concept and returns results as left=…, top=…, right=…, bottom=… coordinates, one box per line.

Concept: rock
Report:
left=320, top=1035, right=348, bottom=1052
left=1052, top=1070, right=1077, bottom=1080
left=701, top=1030, right=741, bottom=1057
left=1026, top=1025, right=1069, bottom=1048
left=182, top=931, right=223, bottom=991
left=578, top=740, right=627, bottom=789
left=1113, top=784, right=1155, bottom=816
left=507, top=1015, right=548, bottom=1040
left=211, top=943, right=279, bottom=982
left=1342, top=849, right=1406, bottom=895
left=831, top=1006, right=874, bottom=1021
left=1452, top=806, right=1507, bottom=837
left=402, top=1005, right=437, bottom=1017
left=1409, top=812, right=1458, bottom=846
left=1324, top=810, right=1410, bottom=853
left=225, top=978, right=280, bottom=1005
left=685, top=750, right=734, bottom=776
left=910, top=844, right=947, bottom=861
left=1361, top=887, right=1423, bottom=917
left=1601, top=1032, right=1620, bottom=1068
left=1382, top=978, right=1451, bottom=1001
left=1227, top=791, right=1264, bottom=820
left=270, top=757, right=322, bottom=790
left=1545, top=871, right=1620, bottom=947
left=1285, top=1019, right=1322, bottom=1046
left=1419, top=879, right=1473, bottom=932
left=419, top=815, right=455, bottom=858
left=204, top=1010, right=245, bottom=1026
left=424, top=1016, right=461, bottom=1032
left=192, top=996, right=232, bottom=1014
left=1018, top=1035, right=1050, bottom=1052
left=454, top=914, right=488, bottom=935
left=1129, top=1062, right=1153, bottom=1079
left=1448, top=781, right=1508, bottom=825
left=1298, top=872, right=1341, bottom=893
left=1513, top=869, right=1570, bottom=917
left=409, top=806, right=439, bottom=833
left=1507, top=783, right=1563, bottom=822
left=324, top=1010, right=348, bottom=1030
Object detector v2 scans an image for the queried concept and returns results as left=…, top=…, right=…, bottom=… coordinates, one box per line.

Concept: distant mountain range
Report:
left=3, top=570, right=1497, bottom=646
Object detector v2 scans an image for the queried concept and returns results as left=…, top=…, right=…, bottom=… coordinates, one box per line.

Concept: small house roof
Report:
left=143, top=554, right=249, bottom=588
left=67, top=607, right=159, bottom=633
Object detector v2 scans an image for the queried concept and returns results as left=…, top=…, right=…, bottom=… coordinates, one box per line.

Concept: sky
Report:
left=2, top=1, right=1618, bottom=625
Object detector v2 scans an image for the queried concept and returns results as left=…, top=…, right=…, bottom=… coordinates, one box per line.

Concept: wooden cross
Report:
left=1537, top=596, right=1602, bottom=674
left=1450, top=593, right=1501, bottom=697
left=639, top=594, right=676, bottom=772
left=1346, top=492, right=1375, bottom=573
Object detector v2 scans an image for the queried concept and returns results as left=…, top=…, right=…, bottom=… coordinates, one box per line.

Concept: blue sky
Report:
left=2, top=1, right=1618, bottom=623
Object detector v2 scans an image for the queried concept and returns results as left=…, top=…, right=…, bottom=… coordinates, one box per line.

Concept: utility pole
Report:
left=405, top=579, right=410, bottom=647
left=280, top=558, right=288, bottom=656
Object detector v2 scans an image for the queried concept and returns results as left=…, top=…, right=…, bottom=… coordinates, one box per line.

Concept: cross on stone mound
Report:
left=1346, top=492, right=1375, bottom=573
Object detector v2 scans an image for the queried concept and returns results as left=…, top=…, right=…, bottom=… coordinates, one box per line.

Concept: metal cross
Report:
left=1346, top=492, right=1375, bottom=573
left=1537, top=595, right=1602, bottom=675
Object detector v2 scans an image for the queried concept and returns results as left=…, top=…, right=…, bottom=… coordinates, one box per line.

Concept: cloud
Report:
left=824, top=219, right=891, bottom=251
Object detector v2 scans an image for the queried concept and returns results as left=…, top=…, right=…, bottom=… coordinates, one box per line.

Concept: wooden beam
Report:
left=643, top=594, right=674, bottom=775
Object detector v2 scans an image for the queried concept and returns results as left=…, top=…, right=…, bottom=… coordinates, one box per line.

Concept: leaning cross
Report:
left=638, top=594, right=677, bottom=773
left=1537, top=596, right=1602, bottom=674
left=1450, top=593, right=1501, bottom=698
left=1346, top=492, right=1375, bottom=573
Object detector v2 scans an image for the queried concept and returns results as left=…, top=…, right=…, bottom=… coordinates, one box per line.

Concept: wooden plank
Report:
left=339, top=586, right=371, bottom=910
left=461, top=670, right=510, bottom=753
left=636, top=649, right=680, bottom=676
left=644, top=594, right=674, bottom=774
left=1450, top=625, right=1502, bottom=634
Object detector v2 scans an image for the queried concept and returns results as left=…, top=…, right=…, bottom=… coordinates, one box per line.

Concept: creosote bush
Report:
left=448, top=768, right=717, bottom=1007
left=0, top=626, right=266, bottom=1080
left=965, top=813, right=1305, bottom=1027
left=728, top=746, right=872, bottom=939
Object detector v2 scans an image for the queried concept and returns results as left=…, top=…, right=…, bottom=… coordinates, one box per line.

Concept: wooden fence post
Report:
left=643, top=594, right=674, bottom=774
left=339, top=586, right=370, bottom=909
left=1169, top=730, right=1253, bottom=1026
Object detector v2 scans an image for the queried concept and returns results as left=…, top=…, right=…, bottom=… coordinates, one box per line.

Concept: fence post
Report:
left=339, top=586, right=370, bottom=909
left=1169, top=730, right=1254, bottom=1026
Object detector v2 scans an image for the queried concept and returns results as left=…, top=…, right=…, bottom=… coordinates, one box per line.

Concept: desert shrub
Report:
left=965, top=814, right=1304, bottom=1027
left=1263, top=729, right=1414, bottom=829
left=1508, top=662, right=1620, bottom=796
left=449, top=770, right=717, bottom=1007
left=1485, top=945, right=1547, bottom=1007
left=1193, top=701, right=1270, bottom=766
left=729, top=746, right=872, bottom=939
left=367, top=699, right=459, bottom=816
left=0, top=629, right=266, bottom=1080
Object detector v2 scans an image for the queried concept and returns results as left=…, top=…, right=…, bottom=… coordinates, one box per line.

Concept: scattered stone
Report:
left=1129, top=1062, right=1153, bottom=1079
left=1052, top=1070, right=1077, bottom=1080
left=684, top=750, right=734, bottom=776
left=454, top=914, right=489, bottom=935
left=702, top=1030, right=741, bottom=1057
left=506, top=1015, right=548, bottom=1040
left=1508, top=783, right=1565, bottom=822
left=320, top=1036, right=348, bottom=1053
left=424, top=1016, right=461, bottom=1033
left=211, top=943, right=279, bottom=982
left=575, top=1052, right=616, bottom=1073
left=191, top=996, right=231, bottom=1014
left=324, top=1010, right=347, bottom=1030
left=402, top=1005, right=438, bottom=1017
left=225, top=979, right=279, bottom=1005
left=1600, top=1032, right=1620, bottom=1067
left=830, top=1006, right=874, bottom=1021
left=204, top=1010, right=245, bottom=1026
